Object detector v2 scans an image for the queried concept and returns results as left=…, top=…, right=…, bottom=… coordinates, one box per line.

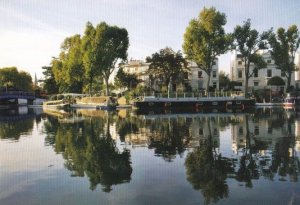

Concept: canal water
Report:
left=0, top=107, right=299, bottom=205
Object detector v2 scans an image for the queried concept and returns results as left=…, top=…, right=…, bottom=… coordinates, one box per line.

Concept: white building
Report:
left=230, top=50, right=295, bottom=92
left=294, top=53, right=300, bottom=89
left=188, top=59, right=219, bottom=91
left=122, top=59, right=219, bottom=92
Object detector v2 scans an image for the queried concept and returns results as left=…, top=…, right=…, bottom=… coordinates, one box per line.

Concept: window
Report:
left=238, top=61, right=242, bottom=65
left=199, top=128, right=203, bottom=135
left=281, top=71, right=285, bottom=77
left=213, top=128, right=218, bottom=136
left=268, top=127, right=272, bottom=134
left=267, top=69, right=272, bottom=78
left=239, top=127, right=243, bottom=134
left=198, top=71, right=203, bottom=78
left=213, top=82, right=217, bottom=88
left=267, top=59, right=272, bottom=64
left=212, top=61, right=216, bottom=65
left=254, top=69, right=258, bottom=77
left=212, top=71, right=217, bottom=78
left=254, top=126, right=259, bottom=135
left=238, top=70, right=243, bottom=78
left=254, top=82, right=259, bottom=86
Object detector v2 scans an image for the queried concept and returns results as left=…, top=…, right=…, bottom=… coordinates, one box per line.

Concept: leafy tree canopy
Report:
left=183, top=7, right=232, bottom=93
left=0, top=67, right=33, bottom=91
left=268, top=25, right=300, bottom=91
left=146, top=47, right=188, bottom=92
left=233, top=19, right=269, bottom=97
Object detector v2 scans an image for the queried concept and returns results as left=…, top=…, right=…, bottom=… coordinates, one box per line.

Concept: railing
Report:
left=0, top=91, right=35, bottom=99
left=132, top=91, right=245, bottom=102
left=143, top=91, right=244, bottom=98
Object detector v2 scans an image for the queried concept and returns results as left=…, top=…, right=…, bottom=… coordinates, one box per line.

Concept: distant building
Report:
left=230, top=50, right=295, bottom=92
left=121, top=59, right=219, bottom=92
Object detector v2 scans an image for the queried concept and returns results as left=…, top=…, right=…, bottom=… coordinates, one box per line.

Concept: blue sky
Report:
left=0, top=0, right=299, bottom=79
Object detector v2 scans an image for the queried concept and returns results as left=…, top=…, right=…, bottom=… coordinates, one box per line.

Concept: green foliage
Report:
left=0, top=67, right=33, bottom=91
left=146, top=47, right=188, bottom=92
left=233, top=19, right=269, bottom=96
left=46, top=21, right=128, bottom=95
left=183, top=7, right=232, bottom=93
left=41, top=66, right=59, bottom=94
left=114, top=68, right=139, bottom=91
left=268, top=25, right=300, bottom=91
left=93, top=22, right=129, bottom=95
left=218, top=71, right=230, bottom=90
left=52, top=35, right=84, bottom=93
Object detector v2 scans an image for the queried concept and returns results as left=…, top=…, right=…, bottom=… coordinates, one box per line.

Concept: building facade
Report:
left=230, top=50, right=295, bottom=92
left=188, top=60, right=219, bottom=91
left=122, top=59, right=219, bottom=92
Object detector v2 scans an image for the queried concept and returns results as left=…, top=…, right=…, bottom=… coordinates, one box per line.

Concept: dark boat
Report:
left=132, top=96, right=255, bottom=110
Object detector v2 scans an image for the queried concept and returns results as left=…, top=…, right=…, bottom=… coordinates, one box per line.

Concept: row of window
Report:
left=198, top=71, right=217, bottom=78
left=238, top=59, right=272, bottom=65
left=237, top=69, right=285, bottom=78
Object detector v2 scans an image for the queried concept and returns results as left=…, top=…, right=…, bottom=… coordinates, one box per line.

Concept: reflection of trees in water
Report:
left=0, top=118, right=34, bottom=140
left=44, top=114, right=132, bottom=192
left=184, top=109, right=300, bottom=204
left=185, top=138, right=234, bottom=205
left=147, top=117, right=191, bottom=162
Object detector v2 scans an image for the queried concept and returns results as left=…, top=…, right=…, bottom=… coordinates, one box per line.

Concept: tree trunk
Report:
left=165, top=79, right=170, bottom=93
left=245, top=77, right=249, bottom=98
left=286, top=73, right=292, bottom=92
left=206, top=73, right=211, bottom=95
left=244, top=61, right=250, bottom=98
left=105, top=77, right=109, bottom=96
left=89, top=76, right=93, bottom=94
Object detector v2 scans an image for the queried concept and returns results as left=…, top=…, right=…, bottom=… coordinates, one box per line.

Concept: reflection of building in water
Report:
left=294, top=119, right=300, bottom=156
left=189, top=115, right=221, bottom=148
left=231, top=112, right=296, bottom=154
left=123, top=128, right=149, bottom=148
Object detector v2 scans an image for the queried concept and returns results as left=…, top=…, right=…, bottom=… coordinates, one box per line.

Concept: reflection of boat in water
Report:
left=133, top=107, right=255, bottom=116
left=71, top=96, right=117, bottom=110
left=43, top=99, right=70, bottom=109
left=58, top=115, right=85, bottom=123
left=76, top=109, right=108, bottom=117
left=43, top=108, right=71, bottom=119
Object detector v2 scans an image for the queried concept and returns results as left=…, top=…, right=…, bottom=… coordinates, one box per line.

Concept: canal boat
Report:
left=132, top=95, right=255, bottom=110
left=71, top=96, right=117, bottom=110
left=42, top=99, right=70, bottom=109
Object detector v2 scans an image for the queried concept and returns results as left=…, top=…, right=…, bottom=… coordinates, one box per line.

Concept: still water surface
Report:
left=0, top=108, right=299, bottom=205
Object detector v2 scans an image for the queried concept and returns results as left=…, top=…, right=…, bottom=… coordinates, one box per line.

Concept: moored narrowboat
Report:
left=132, top=96, right=255, bottom=110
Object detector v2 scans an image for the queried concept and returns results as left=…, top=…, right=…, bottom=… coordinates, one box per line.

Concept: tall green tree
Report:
left=146, top=47, right=188, bottom=92
left=41, top=66, right=59, bottom=94
left=82, top=22, right=97, bottom=93
left=0, top=67, right=33, bottom=91
left=268, top=25, right=300, bottom=92
left=93, top=22, right=129, bottom=96
left=52, top=35, right=84, bottom=93
left=233, top=19, right=269, bottom=97
left=183, top=7, right=232, bottom=93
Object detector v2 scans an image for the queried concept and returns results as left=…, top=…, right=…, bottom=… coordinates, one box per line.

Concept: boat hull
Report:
left=133, top=98, right=255, bottom=110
